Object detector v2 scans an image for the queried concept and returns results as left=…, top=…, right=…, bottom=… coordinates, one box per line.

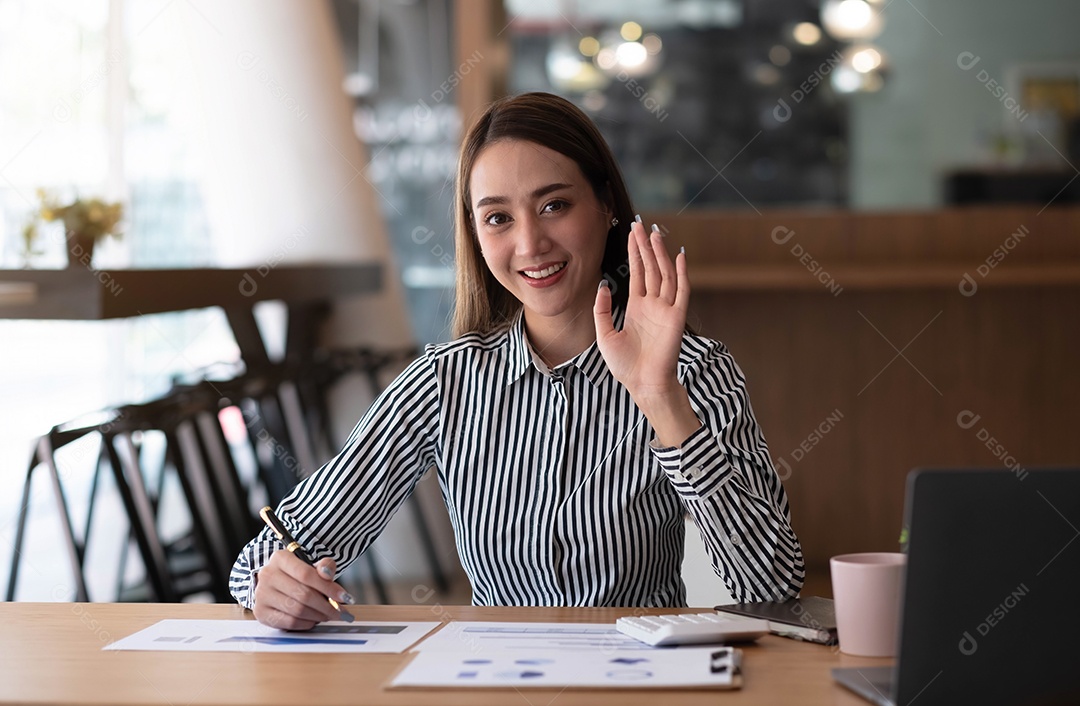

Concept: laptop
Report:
left=833, top=468, right=1080, bottom=706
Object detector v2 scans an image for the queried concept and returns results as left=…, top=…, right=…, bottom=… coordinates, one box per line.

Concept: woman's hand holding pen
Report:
left=594, top=218, right=702, bottom=448
left=252, top=552, right=354, bottom=631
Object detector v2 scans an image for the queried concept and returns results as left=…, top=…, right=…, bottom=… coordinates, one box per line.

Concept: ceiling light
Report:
left=595, top=47, right=617, bottom=71
left=851, top=46, right=882, bottom=73
left=620, top=21, right=643, bottom=42
left=642, top=33, right=663, bottom=55
left=832, top=45, right=888, bottom=93
left=821, top=0, right=884, bottom=40
left=831, top=65, right=864, bottom=93
left=792, top=22, right=822, bottom=45
left=615, top=41, right=648, bottom=68
left=547, top=37, right=609, bottom=92
left=592, top=28, right=662, bottom=79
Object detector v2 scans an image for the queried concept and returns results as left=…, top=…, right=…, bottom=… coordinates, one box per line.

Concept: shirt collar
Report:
left=504, top=310, right=532, bottom=385
left=503, top=307, right=624, bottom=388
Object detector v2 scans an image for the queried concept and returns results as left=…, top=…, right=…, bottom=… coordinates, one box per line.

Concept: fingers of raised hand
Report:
left=628, top=221, right=646, bottom=298
left=593, top=278, right=616, bottom=339
left=675, top=247, right=690, bottom=310
left=635, top=223, right=662, bottom=295
left=649, top=226, right=679, bottom=303
left=626, top=219, right=683, bottom=305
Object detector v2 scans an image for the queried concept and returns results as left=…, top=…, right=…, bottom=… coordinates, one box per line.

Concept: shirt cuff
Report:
left=233, top=535, right=279, bottom=610
left=650, top=422, right=733, bottom=500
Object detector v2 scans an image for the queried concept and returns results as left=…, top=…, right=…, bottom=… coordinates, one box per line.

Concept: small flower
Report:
left=21, top=189, right=125, bottom=260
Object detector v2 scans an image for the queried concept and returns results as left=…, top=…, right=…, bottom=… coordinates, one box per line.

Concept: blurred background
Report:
left=2, top=0, right=1078, bottom=606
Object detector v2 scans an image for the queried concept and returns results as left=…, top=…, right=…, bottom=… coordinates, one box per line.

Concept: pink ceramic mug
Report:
left=830, top=552, right=906, bottom=657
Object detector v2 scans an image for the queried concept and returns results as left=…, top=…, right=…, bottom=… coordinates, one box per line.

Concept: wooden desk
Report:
left=0, top=603, right=889, bottom=705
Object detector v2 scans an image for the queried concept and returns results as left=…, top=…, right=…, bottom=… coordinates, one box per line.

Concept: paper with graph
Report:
left=105, top=619, right=439, bottom=653
left=391, top=645, right=741, bottom=689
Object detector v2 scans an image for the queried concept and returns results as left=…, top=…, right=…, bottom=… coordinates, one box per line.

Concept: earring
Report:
left=610, top=217, right=619, bottom=227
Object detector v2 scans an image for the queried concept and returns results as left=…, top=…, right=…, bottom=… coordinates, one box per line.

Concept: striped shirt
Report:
left=229, top=310, right=804, bottom=608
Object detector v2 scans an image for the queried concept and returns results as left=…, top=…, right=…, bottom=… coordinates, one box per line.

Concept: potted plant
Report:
left=23, top=189, right=124, bottom=268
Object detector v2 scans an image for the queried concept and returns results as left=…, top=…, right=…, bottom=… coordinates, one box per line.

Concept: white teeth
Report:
left=523, top=262, right=566, bottom=279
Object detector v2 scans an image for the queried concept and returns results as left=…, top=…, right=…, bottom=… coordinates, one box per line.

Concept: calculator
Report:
left=615, top=613, right=770, bottom=647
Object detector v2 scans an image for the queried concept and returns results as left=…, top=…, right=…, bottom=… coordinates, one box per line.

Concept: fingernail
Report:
left=339, top=592, right=355, bottom=605
left=651, top=223, right=661, bottom=234
left=598, top=279, right=610, bottom=291
left=634, top=214, right=642, bottom=224
left=680, top=246, right=686, bottom=255
left=339, top=610, right=355, bottom=623
left=319, top=565, right=333, bottom=579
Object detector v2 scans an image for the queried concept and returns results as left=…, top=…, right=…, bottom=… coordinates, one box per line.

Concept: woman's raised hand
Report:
left=593, top=219, right=690, bottom=404
left=594, top=219, right=701, bottom=447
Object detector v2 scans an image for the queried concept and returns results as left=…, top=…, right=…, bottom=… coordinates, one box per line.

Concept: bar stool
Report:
left=6, top=383, right=261, bottom=603
left=7, top=349, right=451, bottom=605
left=103, top=388, right=248, bottom=602
left=5, top=413, right=116, bottom=602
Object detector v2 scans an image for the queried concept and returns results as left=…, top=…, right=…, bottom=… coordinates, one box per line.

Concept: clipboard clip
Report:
left=710, top=648, right=742, bottom=675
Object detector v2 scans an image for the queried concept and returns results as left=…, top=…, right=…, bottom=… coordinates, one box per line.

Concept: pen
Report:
left=259, top=506, right=354, bottom=623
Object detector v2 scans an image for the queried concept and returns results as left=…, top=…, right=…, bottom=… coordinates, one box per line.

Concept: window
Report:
left=0, top=0, right=235, bottom=601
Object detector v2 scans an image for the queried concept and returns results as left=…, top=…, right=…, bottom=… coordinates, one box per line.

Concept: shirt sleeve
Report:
left=648, top=338, right=805, bottom=603
left=228, top=351, right=441, bottom=609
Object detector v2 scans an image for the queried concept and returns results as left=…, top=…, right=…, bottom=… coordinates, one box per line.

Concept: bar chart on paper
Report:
left=105, top=620, right=440, bottom=653
left=411, top=621, right=648, bottom=652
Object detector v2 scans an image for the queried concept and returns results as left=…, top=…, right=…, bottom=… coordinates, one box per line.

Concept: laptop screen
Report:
left=896, top=468, right=1079, bottom=705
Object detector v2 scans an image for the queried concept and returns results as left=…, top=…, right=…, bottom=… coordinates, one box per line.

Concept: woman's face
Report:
left=469, top=139, right=611, bottom=326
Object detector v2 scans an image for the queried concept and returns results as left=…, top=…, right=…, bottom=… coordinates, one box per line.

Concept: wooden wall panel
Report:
left=643, top=207, right=1080, bottom=573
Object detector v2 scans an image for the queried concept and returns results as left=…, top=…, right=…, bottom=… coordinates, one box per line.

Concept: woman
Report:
left=231, top=92, right=804, bottom=629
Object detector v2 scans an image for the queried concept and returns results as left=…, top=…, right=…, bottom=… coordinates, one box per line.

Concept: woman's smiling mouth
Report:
left=519, top=261, right=567, bottom=286
left=521, top=262, right=566, bottom=279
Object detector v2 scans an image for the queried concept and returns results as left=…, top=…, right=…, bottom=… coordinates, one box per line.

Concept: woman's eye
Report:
left=542, top=199, right=568, bottom=214
left=482, top=212, right=510, bottom=227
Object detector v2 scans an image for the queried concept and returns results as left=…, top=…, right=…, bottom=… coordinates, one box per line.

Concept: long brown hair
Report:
left=452, top=92, right=635, bottom=337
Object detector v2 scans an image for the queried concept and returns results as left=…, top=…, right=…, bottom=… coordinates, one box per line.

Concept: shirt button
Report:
left=730, top=535, right=741, bottom=546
